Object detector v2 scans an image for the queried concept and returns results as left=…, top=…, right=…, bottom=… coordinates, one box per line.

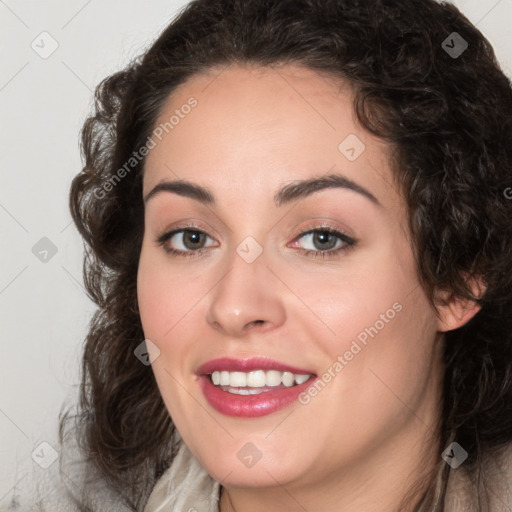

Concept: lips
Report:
left=197, top=357, right=317, bottom=417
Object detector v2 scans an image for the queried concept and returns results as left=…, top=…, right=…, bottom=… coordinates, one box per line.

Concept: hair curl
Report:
left=67, top=0, right=512, bottom=509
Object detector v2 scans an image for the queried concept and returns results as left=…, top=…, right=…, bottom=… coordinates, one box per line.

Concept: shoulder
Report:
left=3, top=417, right=217, bottom=512
left=4, top=428, right=136, bottom=512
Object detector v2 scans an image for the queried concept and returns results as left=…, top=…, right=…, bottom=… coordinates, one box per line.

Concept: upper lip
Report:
left=197, top=357, right=316, bottom=376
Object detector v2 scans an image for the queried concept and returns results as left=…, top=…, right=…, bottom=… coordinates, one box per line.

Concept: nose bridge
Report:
left=205, top=240, right=286, bottom=336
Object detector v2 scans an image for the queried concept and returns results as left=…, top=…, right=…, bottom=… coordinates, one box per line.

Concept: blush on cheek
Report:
left=138, top=252, right=176, bottom=314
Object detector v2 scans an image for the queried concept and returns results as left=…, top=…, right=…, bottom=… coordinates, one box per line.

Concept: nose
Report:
left=205, top=251, right=286, bottom=337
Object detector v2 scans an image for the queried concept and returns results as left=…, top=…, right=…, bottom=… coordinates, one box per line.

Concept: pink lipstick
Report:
left=197, top=357, right=316, bottom=417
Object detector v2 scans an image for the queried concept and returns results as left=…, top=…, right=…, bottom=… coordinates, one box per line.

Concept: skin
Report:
left=137, top=64, right=480, bottom=512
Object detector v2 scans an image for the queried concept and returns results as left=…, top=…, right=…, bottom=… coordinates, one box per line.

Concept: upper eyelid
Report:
left=157, top=226, right=216, bottom=244
left=158, top=221, right=218, bottom=239
left=154, top=211, right=354, bottom=237
left=296, top=225, right=350, bottom=237
left=161, top=224, right=349, bottom=237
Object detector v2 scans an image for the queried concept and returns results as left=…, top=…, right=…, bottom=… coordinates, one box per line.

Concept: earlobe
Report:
left=435, top=276, right=485, bottom=332
left=436, top=295, right=481, bottom=332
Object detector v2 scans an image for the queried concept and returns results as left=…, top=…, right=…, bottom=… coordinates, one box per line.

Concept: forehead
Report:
left=142, top=64, right=397, bottom=208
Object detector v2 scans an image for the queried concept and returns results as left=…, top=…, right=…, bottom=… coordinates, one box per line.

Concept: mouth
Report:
left=197, top=358, right=317, bottom=417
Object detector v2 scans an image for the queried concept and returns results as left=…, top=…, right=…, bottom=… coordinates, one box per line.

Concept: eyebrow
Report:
left=143, top=173, right=381, bottom=207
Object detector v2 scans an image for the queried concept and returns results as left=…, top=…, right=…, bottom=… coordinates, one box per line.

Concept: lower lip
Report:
left=199, top=375, right=316, bottom=417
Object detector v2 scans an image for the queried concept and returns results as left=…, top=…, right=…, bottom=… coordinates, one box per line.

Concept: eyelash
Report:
left=156, top=223, right=356, bottom=260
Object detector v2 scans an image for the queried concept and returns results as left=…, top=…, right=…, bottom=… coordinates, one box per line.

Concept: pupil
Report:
left=185, top=231, right=204, bottom=248
left=314, top=231, right=336, bottom=250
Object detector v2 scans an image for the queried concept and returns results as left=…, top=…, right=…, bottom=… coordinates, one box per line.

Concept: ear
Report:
left=435, top=275, right=485, bottom=332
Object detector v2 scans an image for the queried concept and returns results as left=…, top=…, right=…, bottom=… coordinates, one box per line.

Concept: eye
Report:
left=291, top=227, right=355, bottom=258
left=157, top=228, right=217, bottom=257
left=156, top=225, right=356, bottom=259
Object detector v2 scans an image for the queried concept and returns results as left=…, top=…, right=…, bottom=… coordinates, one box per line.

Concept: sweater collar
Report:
left=144, top=439, right=220, bottom=512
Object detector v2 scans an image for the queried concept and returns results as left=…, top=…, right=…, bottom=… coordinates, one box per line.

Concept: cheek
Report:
left=294, top=242, right=420, bottom=349
left=137, top=252, right=200, bottom=425
left=137, top=249, right=206, bottom=340
left=137, top=248, right=210, bottom=406
left=287, top=257, right=439, bottom=462
left=301, top=241, right=438, bottom=396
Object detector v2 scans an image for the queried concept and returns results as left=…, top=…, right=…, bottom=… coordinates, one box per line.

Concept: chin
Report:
left=186, top=432, right=316, bottom=488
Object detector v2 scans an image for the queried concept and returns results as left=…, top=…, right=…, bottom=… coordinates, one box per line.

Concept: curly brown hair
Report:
left=65, top=0, right=512, bottom=509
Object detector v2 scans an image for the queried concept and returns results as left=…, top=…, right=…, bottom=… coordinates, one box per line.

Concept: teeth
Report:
left=265, top=370, right=282, bottom=386
left=246, top=370, right=266, bottom=387
left=226, top=388, right=270, bottom=395
left=294, top=374, right=310, bottom=385
left=282, top=371, right=294, bottom=387
left=230, top=372, right=247, bottom=387
left=210, top=370, right=312, bottom=389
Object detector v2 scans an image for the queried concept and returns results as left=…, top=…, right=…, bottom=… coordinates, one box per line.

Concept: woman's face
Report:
left=137, top=64, right=444, bottom=495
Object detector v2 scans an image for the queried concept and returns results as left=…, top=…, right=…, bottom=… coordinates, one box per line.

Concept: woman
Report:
left=37, top=0, right=512, bottom=510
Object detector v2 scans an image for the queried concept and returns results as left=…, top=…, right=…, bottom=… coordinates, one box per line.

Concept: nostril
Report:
left=250, top=320, right=265, bottom=328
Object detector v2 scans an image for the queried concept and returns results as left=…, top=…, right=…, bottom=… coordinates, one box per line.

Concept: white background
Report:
left=1, top=0, right=511, bottom=508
